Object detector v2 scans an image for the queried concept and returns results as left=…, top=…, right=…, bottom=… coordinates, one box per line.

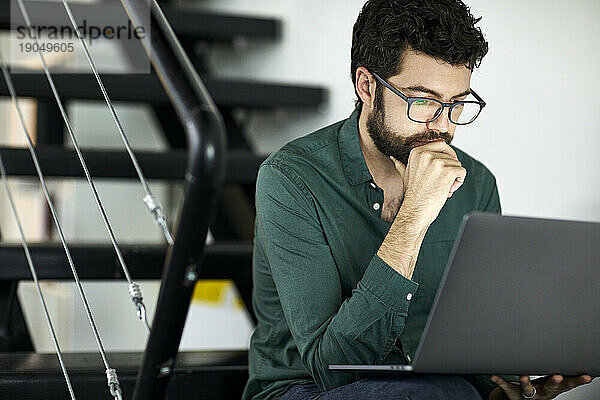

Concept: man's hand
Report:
left=489, top=374, right=594, bottom=399
left=390, top=139, right=467, bottom=227
left=378, top=139, right=467, bottom=279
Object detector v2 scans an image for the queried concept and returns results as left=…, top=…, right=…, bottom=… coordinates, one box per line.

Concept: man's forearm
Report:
left=377, top=204, right=430, bottom=280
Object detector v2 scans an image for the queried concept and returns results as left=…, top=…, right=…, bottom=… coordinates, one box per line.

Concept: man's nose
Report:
left=426, top=107, right=451, bottom=133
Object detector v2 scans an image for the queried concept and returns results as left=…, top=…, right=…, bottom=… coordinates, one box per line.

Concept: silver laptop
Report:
left=330, top=212, right=600, bottom=376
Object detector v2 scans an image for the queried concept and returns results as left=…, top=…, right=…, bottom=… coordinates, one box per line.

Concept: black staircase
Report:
left=0, top=1, right=327, bottom=399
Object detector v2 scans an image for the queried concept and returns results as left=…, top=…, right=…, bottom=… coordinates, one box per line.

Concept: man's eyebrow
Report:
left=402, top=85, right=472, bottom=100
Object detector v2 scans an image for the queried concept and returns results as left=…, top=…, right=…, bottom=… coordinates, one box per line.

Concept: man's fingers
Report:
left=413, top=139, right=458, bottom=160
left=390, top=156, right=407, bottom=175
left=448, top=177, right=465, bottom=198
left=415, top=149, right=459, bottom=163
left=510, top=374, right=595, bottom=399
left=563, top=374, right=593, bottom=390
left=390, top=154, right=404, bottom=168
left=491, top=375, right=516, bottom=393
left=447, top=165, right=467, bottom=197
left=519, top=376, right=536, bottom=398
left=448, top=165, right=467, bottom=184
left=544, top=374, right=563, bottom=394
left=390, top=156, right=408, bottom=188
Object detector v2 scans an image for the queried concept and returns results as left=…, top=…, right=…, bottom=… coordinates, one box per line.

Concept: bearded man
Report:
left=242, top=1, right=593, bottom=399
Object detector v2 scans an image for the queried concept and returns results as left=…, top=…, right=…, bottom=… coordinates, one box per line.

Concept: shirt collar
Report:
left=338, top=108, right=374, bottom=186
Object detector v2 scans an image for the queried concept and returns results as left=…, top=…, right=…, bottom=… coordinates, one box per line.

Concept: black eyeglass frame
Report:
left=371, top=72, right=486, bottom=125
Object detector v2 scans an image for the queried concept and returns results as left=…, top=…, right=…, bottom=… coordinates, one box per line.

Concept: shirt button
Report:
left=372, top=202, right=381, bottom=211
left=370, top=182, right=377, bottom=189
left=406, top=293, right=413, bottom=301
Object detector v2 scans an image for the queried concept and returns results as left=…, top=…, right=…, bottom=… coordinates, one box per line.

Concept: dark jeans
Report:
left=279, top=375, right=483, bottom=400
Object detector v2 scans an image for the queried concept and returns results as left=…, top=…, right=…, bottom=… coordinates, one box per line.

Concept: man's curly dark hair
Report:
left=351, top=0, right=488, bottom=109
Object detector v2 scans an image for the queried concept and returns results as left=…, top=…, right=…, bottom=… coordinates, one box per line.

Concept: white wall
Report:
left=460, top=0, right=600, bottom=223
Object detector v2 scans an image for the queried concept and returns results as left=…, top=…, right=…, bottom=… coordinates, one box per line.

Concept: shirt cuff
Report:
left=358, top=253, right=419, bottom=315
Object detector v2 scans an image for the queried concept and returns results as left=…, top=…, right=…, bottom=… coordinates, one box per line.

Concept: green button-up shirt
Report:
left=243, top=109, right=502, bottom=400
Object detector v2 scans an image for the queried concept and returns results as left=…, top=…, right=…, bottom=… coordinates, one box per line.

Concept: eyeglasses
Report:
left=371, top=72, right=486, bottom=125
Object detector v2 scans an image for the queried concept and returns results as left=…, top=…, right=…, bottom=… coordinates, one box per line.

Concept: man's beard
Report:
left=366, top=97, right=452, bottom=165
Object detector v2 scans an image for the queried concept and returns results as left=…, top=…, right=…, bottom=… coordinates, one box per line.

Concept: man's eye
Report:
left=413, top=100, right=431, bottom=106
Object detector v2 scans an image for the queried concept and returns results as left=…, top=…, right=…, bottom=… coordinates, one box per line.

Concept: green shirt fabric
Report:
left=243, top=109, right=502, bottom=400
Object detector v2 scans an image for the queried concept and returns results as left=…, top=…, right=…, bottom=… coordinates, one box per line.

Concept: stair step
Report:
left=0, top=242, right=252, bottom=280
left=162, top=6, right=280, bottom=42
left=0, top=1, right=279, bottom=42
left=0, top=147, right=265, bottom=183
left=0, top=73, right=326, bottom=108
left=0, top=351, right=248, bottom=400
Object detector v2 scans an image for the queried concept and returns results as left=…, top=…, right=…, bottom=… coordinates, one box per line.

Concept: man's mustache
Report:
left=406, top=131, right=452, bottom=145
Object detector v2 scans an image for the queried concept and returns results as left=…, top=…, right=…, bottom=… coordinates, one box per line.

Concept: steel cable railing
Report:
left=0, top=47, right=123, bottom=400
left=57, top=0, right=175, bottom=247
left=14, top=0, right=153, bottom=336
left=0, top=136, right=76, bottom=400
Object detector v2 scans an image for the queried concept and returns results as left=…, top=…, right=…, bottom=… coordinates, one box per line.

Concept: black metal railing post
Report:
left=117, top=1, right=227, bottom=399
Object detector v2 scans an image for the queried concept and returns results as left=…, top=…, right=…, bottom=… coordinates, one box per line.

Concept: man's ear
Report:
left=355, top=67, right=376, bottom=109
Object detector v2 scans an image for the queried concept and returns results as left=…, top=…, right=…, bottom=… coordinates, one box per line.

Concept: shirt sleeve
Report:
left=480, top=172, right=501, bottom=214
left=255, top=161, right=418, bottom=391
